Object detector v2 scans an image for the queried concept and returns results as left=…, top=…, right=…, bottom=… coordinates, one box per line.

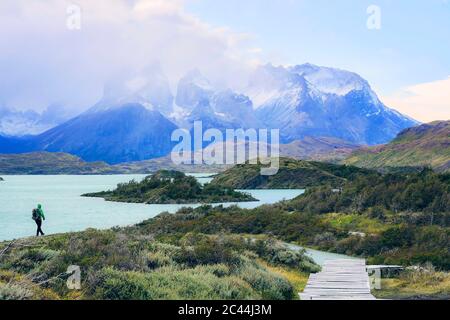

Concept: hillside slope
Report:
left=210, top=158, right=372, bottom=189
left=345, top=121, right=450, bottom=172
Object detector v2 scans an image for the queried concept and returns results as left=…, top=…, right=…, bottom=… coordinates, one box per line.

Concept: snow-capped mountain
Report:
left=0, top=63, right=419, bottom=164
left=290, top=63, right=371, bottom=95
left=0, top=105, right=69, bottom=137
left=245, top=64, right=418, bottom=145
left=175, top=70, right=261, bottom=131
left=184, top=89, right=261, bottom=131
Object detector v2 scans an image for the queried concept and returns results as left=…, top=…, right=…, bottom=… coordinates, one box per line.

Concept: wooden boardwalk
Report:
left=300, top=259, right=376, bottom=300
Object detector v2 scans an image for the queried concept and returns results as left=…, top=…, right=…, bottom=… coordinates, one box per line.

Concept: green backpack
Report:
left=32, top=208, right=39, bottom=221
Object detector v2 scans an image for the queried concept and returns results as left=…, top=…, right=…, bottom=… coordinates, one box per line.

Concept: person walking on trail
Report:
left=32, top=204, right=46, bottom=236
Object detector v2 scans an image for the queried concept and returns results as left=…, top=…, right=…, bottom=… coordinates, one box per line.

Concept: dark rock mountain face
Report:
left=35, top=104, right=178, bottom=164
left=0, top=135, right=31, bottom=154
left=1, top=104, right=178, bottom=164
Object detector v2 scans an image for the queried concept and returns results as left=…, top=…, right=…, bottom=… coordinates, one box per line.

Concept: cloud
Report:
left=381, top=77, right=450, bottom=123
left=0, top=0, right=258, bottom=112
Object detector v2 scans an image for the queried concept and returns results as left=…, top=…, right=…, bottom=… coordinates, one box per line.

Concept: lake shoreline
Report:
left=0, top=174, right=304, bottom=241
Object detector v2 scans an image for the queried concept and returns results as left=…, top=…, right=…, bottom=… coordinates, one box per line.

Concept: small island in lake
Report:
left=82, top=170, right=257, bottom=204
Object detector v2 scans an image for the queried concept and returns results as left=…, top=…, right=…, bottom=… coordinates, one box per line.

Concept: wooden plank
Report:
left=300, top=259, right=376, bottom=301
left=303, top=289, right=371, bottom=294
left=304, top=296, right=377, bottom=301
left=306, top=284, right=369, bottom=288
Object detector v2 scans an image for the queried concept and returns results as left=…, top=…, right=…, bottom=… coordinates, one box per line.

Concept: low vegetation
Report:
left=1, top=155, right=449, bottom=300
left=83, top=170, right=256, bottom=204
left=138, top=203, right=450, bottom=271
left=0, top=226, right=319, bottom=300
left=287, top=168, right=449, bottom=215
left=374, top=264, right=450, bottom=300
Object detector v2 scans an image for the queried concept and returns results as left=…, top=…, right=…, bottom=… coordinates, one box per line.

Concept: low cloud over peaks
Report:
left=0, top=0, right=258, bottom=113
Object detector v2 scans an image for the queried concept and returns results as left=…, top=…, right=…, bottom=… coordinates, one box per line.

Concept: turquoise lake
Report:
left=0, top=175, right=305, bottom=242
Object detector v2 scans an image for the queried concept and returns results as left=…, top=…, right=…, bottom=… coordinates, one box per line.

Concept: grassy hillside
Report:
left=83, top=170, right=256, bottom=204
left=345, top=121, right=450, bottom=172
left=210, top=157, right=373, bottom=189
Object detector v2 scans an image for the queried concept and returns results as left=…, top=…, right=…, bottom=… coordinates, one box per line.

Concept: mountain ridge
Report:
left=0, top=63, right=419, bottom=164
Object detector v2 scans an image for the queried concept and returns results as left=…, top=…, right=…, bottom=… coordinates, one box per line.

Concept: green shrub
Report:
left=253, top=239, right=320, bottom=273
left=0, top=283, right=33, bottom=300
left=239, top=264, right=294, bottom=300
left=91, top=267, right=258, bottom=300
left=8, top=248, right=60, bottom=273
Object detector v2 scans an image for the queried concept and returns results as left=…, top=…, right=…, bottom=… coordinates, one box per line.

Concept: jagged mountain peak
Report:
left=289, top=63, right=372, bottom=96
left=92, top=66, right=174, bottom=116
left=180, top=69, right=213, bottom=90
left=245, top=64, right=314, bottom=109
left=175, top=69, right=214, bottom=112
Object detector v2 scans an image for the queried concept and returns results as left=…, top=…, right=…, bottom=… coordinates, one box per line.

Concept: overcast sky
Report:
left=0, top=0, right=449, bottom=122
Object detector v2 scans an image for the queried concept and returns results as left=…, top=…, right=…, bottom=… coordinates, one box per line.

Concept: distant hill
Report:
left=0, top=136, right=359, bottom=175
left=0, top=152, right=122, bottom=175
left=345, top=121, right=450, bottom=172
left=280, top=137, right=360, bottom=162
left=0, top=152, right=227, bottom=175
left=210, top=157, right=372, bottom=189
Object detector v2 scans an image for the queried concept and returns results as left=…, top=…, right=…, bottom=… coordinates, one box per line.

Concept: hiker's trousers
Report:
left=35, top=218, right=44, bottom=236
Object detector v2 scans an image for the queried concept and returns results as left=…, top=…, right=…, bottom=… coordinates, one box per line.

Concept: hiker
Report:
left=32, top=204, right=46, bottom=236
